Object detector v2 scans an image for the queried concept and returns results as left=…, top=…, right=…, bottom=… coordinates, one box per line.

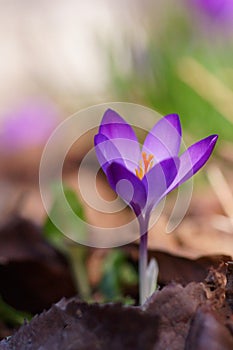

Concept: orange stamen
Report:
left=135, top=152, right=154, bottom=179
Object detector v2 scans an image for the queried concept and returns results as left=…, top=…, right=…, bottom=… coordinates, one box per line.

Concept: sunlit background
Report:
left=0, top=0, right=233, bottom=129
left=0, top=0, right=233, bottom=335
left=1, top=0, right=233, bottom=259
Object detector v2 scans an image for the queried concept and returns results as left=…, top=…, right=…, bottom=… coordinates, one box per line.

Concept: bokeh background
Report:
left=0, top=0, right=232, bottom=238
left=0, top=0, right=233, bottom=337
left=0, top=0, right=233, bottom=134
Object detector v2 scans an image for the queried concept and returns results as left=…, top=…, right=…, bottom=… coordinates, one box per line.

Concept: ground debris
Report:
left=0, top=217, right=76, bottom=313
left=184, top=307, right=233, bottom=350
left=0, top=300, right=159, bottom=350
left=1, top=265, right=233, bottom=350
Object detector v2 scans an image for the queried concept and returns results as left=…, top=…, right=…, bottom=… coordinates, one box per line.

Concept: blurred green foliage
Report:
left=43, top=186, right=138, bottom=304
left=43, top=185, right=86, bottom=252
left=109, top=7, right=233, bottom=142
left=43, top=185, right=91, bottom=300
left=100, top=250, right=138, bottom=303
left=0, top=295, right=31, bottom=326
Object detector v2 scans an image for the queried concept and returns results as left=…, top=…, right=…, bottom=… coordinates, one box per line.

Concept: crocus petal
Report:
left=94, top=134, right=125, bottom=174
left=142, top=114, right=182, bottom=162
left=100, top=109, right=138, bottom=141
left=106, top=162, right=147, bottom=215
left=142, top=157, right=180, bottom=213
left=168, top=134, right=218, bottom=191
left=99, top=109, right=141, bottom=171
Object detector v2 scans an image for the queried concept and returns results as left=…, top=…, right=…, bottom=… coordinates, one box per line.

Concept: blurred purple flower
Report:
left=0, top=99, right=59, bottom=153
left=95, top=109, right=218, bottom=303
left=190, top=0, right=233, bottom=22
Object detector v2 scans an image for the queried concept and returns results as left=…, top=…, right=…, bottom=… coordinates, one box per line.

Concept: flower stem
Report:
left=138, top=216, right=149, bottom=305
left=139, top=231, right=148, bottom=305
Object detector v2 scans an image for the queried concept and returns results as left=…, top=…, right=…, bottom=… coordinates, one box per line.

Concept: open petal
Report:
left=142, top=114, right=182, bottom=162
left=168, top=134, right=218, bottom=191
left=94, top=134, right=125, bottom=174
left=142, top=157, right=180, bottom=213
left=99, top=109, right=138, bottom=141
left=106, top=162, right=147, bottom=215
left=98, top=109, right=141, bottom=171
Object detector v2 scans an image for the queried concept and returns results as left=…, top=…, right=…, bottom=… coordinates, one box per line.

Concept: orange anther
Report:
left=135, top=152, right=154, bottom=179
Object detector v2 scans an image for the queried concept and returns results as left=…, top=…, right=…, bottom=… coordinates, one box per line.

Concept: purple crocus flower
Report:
left=190, top=0, right=233, bottom=23
left=0, top=99, right=59, bottom=154
left=94, top=109, right=218, bottom=304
